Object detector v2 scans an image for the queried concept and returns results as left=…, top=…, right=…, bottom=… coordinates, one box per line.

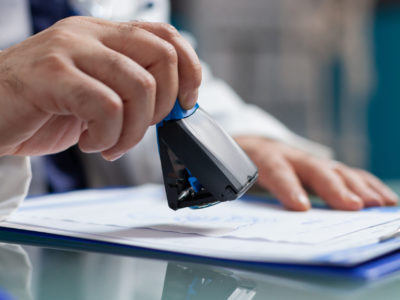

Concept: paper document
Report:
left=2, top=184, right=400, bottom=266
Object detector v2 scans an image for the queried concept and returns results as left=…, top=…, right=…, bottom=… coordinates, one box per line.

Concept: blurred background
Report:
left=170, top=0, right=400, bottom=180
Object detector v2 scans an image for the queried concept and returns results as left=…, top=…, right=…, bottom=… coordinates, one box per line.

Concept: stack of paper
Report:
left=2, top=184, right=400, bottom=266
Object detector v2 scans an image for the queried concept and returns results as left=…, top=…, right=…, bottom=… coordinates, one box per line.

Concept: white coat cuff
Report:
left=0, top=156, right=31, bottom=221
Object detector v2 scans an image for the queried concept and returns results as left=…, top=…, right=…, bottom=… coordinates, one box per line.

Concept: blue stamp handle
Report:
left=158, top=100, right=199, bottom=127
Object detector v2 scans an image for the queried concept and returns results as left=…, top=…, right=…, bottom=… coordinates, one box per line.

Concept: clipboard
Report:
left=1, top=185, right=400, bottom=281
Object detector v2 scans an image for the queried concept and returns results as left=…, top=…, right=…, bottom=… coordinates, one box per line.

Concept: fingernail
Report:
left=181, top=89, right=198, bottom=110
left=103, top=152, right=124, bottom=162
left=348, top=194, right=363, bottom=210
left=388, top=191, right=399, bottom=205
left=365, top=191, right=384, bottom=207
left=368, top=198, right=383, bottom=207
left=298, top=194, right=310, bottom=209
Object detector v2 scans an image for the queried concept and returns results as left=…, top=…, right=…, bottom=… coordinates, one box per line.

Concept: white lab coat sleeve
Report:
left=197, top=61, right=333, bottom=159
left=0, top=156, right=31, bottom=221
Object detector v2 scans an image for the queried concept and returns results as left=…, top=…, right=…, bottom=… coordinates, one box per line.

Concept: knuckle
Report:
left=54, top=16, right=74, bottom=26
left=100, top=95, right=123, bottom=117
left=303, top=160, right=325, bottom=181
left=46, top=28, right=77, bottom=46
left=180, top=61, right=202, bottom=91
left=303, top=156, right=321, bottom=170
left=262, top=155, right=285, bottom=172
left=104, top=50, right=124, bottom=70
left=358, top=169, right=373, bottom=178
left=159, top=42, right=178, bottom=65
left=116, top=22, right=138, bottom=35
left=70, top=85, right=122, bottom=118
left=137, top=73, right=156, bottom=95
left=55, top=16, right=87, bottom=27
left=69, top=85, right=89, bottom=103
left=68, top=86, right=94, bottom=112
left=34, top=53, right=68, bottom=73
left=161, top=23, right=180, bottom=40
left=189, top=61, right=202, bottom=88
left=330, top=161, right=346, bottom=172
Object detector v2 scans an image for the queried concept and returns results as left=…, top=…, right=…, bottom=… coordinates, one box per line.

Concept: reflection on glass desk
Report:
left=0, top=242, right=398, bottom=300
left=1, top=181, right=400, bottom=300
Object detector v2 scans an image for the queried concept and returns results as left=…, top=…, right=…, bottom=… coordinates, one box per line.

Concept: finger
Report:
left=333, top=164, right=384, bottom=207
left=73, top=45, right=156, bottom=160
left=357, top=170, right=398, bottom=206
left=124, top=22, right=202, bottom=109
left=40, top=57, right=123, bottom=153
left=98, top=22, right=179, bottom=123
left=294, top=158, right=363, bottom=210
left=11, top=115, right=83, bottom=156
left=257, top=154, right=310, bottom=211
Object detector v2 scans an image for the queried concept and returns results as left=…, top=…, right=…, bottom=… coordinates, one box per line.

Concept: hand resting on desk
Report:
left=235, top=136, right=398, bottom=211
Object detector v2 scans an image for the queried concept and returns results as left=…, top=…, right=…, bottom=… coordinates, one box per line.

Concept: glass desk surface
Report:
left=1, top=182, right=400, bottom=300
